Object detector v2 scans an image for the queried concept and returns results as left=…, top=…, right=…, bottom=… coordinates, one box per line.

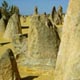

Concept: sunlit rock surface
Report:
left=55, top=0, right=80, bottom=80
left=3, top=13, right=22, bottom=40
left=0, top=1, right=67, bottom=80
left=0, top=50, right=15, bottom=80
left=26, top=15, right=60, bottom=68
left=0, top=18, right=6, bottom=37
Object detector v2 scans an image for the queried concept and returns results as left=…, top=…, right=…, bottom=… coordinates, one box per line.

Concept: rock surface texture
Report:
left=55, top=0, right=80, bottom=80
left=4, top=13, right=22, bottom=40
left=0, top=49, right=20, bottom=80
left=27, top=15, right=60, bottom=68
left=0, top=18, right=6, bottom=36
left=51, top=6, right=64, bottom=25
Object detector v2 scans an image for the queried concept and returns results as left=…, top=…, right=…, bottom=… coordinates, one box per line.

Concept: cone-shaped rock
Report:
left=34, top=6, right=38, bottom=15
left=0, top=18, right=6, bottom=36
left=0, top=49, right=20, bottom=80
left=55, top=0, right=80, bottom=80
left=57, top=5, right=63, bottom=17
left=4, top=13, right=22, bottom=40
left=27, top=16, right=60, bottom=68
left=51, top=6, right=56, bottom=21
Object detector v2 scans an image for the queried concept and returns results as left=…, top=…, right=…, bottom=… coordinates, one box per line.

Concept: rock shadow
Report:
left=21, top=76, right=38, bottom=80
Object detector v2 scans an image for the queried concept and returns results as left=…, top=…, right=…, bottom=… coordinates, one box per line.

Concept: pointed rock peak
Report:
left=52, top=6, right=56, bottom=13
left=27, top=16, right=60, bottom=68
left=3, top=13, right=22, bottom=40
left=0, top=48, right=20, bottom=80
left=57, top=5, right=63, bottom=15
left=34, top=6, right=38, bottom=15
left=0, top=18, right=6, bottom=37
left=55, top=0, right=80, bottom=80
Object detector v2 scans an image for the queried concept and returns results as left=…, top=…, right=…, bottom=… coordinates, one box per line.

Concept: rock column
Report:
left=55, top=0, right=80, bottom=80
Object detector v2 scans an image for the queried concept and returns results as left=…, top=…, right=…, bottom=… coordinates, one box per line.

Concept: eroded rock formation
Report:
left=34, top=6, right=38, bottom=15
left=51, top=6, right=64, bottom=25
left=27, top=15, right=60, bottom=68
left=51, top=6, right=56, bottom=22
left=0, top=49, right=20, bottom=80
left=0, top=18, right=6, bottom=36
left=55, top=0, right=80, bottom=80
left=12, top=34, right=27, bottom=62
left=3, top=13, right=22, bottom=40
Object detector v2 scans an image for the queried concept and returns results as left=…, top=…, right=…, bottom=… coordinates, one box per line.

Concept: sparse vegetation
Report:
left=0, top=0, right=19, bottom=26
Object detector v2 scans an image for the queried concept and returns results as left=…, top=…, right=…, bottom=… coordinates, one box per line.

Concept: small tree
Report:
left=10, top=5, right=19, bottom=15
left=2, top=0, right=8, bottom=10
left=0, top=0, right=20, bottom=25
left=1, top=0, right=10, bottom=25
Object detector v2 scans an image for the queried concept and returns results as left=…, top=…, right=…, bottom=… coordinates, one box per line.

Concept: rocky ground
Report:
left=1, top=0, right=80, bottom=80
left=0, top=16, right=56, bottom=80
left=0, top=1, right=66, bottom=80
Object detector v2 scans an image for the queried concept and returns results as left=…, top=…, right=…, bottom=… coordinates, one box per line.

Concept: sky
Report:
left=0, top=0, right=69, bottom=15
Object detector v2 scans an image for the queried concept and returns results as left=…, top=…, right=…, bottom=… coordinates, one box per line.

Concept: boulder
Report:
left=12, top=34, right=28, bottom=62
left=55, top=0, right=80, bottom=80
left=51, top=6, right=57, bottom=22
left=27, top=16, right=60, bottom=68
left=0, top=49, right=20, bottom=80
left=3, top=13, right=22, bottom=40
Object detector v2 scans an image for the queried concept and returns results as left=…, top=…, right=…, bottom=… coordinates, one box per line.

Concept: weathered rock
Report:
left=1, top=7, right=8, bottom=20
left=51, top=6, right=56, bottom=21
left=0, top=49, right=20, bottom=80
left=0, top=7, right=2, bottom=19
left=40, top=14, right=47, bottom=22
left=57, top=5, right=63, bottom=24
left=10, top=6, right=20, bottom=15
left=46, top=18, right=53, bottom=28
left=51, top=6, right=64, bottom=25
left=43, top=12, right=47, bottom=16
left=12, top=34, right=28, bottom=62
left=57, top=5, right=63, bottom=17
left=3, top=13, right=22, bottom=40
left=0, top=18, right=6, bottom=36
left=34, top=6, right=38, bottom=15
left=55, top=0, right=80, bottom=80
left=27, top=16, right=60, bottom=68
left=0, top=49, right=13, bottom=80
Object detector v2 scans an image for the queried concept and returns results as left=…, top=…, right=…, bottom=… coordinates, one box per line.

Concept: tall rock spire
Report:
left=0, top=18, right=6, bottom=37
left=55, top=0, right=80, bottom=80
left=27, top=16, right=60, bottom=68
left=3, top=13, right=22, bottom=40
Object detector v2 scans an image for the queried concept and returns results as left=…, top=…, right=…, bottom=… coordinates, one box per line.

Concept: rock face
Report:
left=34, top=6, right=38, bottom=15
left=55, top=0, right=80, bottom=80
left=0, top=8, right=2, bottom=19
left=56, top=6, right=63, bottom=24
left=0, top=18, right=6, bottom=36
left=0, top=49, right=13, bottom=80
left=51, top=6, right=57, bottom=22
left=4, top=13, right=22, bottom=40
left=51, top=6, right=64, bottom=25
left=12, top=34, right=28, bottom=62
left=0, top=49, right=20, bottom=80
left=27, top=15, right=60, bottom=68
